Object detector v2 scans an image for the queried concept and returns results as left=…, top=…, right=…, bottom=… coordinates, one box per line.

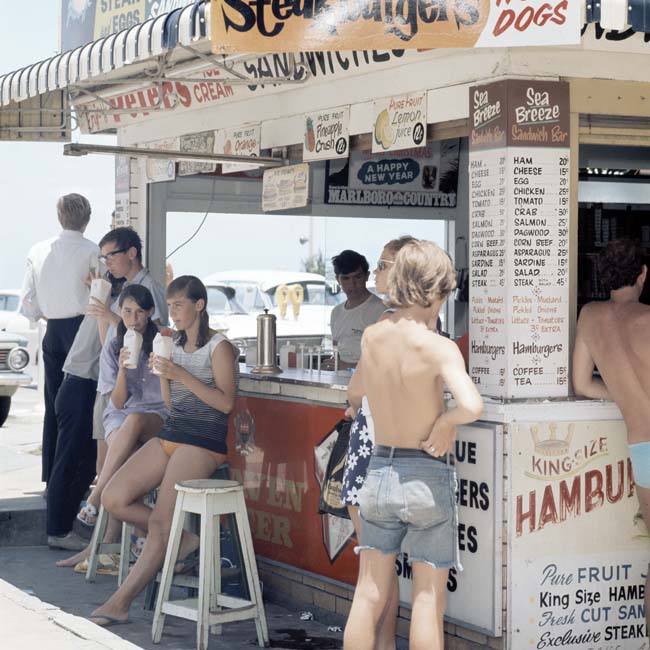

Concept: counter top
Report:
left=480, top=396, right=622, bottom=423
left=238, top=364, right=349, bottom=406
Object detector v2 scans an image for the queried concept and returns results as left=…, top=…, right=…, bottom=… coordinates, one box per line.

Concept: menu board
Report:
left=262, top=163, right=309, bottom=212
left=142, top=137, right=178, bottom=183
left=178, top=130, right=217, bottom=177
left=372, top=92, right=427, bottom=154
left=303, top=106, right=350, bottom=162
left=114, top=155, right=131, bottom=227
left=469, top=80, right=570, bottom=399
left=510, top=420, right=647, bottom=649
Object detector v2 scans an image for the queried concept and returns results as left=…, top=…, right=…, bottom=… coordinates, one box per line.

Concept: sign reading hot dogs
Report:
left=211, top=0, right=580, bottom=53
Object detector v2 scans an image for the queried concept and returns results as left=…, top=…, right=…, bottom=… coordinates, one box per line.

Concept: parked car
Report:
left=0, top=289, right=39, bottom=363
left=202, top=271, right=343, bottom=351
left=0, top=331, right=31, bottom=427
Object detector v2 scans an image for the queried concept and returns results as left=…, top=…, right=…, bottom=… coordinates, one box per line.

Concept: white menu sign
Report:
left=303, top=106, right=350, bottom=162
left=372, top=92, right=426, bottom=154
left=469, top=80, right=570, bottom=399
left=262, top=163, right=309, bottom=212
left=216, top=124, right=261, bottom=174
left=178, top=130, right=216, bottom=176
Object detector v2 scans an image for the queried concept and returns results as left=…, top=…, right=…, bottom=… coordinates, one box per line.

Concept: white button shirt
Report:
left=20, top=229, right=99, bottom=322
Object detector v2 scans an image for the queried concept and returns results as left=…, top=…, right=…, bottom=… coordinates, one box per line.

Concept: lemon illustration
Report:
left=381, top=124, right=395, bottom=150
left=374, top=109, right=389, bottom=146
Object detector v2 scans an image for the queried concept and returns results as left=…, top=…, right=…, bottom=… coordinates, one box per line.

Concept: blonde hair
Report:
left=384, top=235, right=418, bottom=255
left=57, top=193, right=91, bottom=230
left=388, top=240, right=456, bottom=308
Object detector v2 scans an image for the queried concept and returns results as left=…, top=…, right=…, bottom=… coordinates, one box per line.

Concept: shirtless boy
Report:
left=343, top=240, right=483, bottom=650
left=573, top=238, right=650, bottom=637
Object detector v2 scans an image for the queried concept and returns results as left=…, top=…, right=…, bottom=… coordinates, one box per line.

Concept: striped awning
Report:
left=0, top=1, right=210, bottom=108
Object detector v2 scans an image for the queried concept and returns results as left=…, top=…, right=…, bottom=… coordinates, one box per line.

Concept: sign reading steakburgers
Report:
left=211, top=0, right=580, bottom=53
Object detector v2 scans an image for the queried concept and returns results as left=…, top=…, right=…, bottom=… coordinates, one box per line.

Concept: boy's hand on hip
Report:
left=420, top=416, right=456, bottom=457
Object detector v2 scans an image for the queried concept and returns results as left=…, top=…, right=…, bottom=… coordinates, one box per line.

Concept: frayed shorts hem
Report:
left=354, top=544, right=462, bottom=571
left=354, top=544, right=401, bottom=557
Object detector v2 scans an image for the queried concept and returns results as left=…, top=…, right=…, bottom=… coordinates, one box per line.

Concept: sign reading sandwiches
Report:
left=211, top=0, right=580, bottom=53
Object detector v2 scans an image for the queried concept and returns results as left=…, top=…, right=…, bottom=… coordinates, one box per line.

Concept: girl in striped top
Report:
left=89, top=276, right=238, bottom=627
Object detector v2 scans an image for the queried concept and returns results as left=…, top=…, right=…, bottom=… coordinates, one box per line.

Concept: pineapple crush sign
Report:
left=303, top=106, right=350, bottom=162
left=372, top=92, right=427, bottom=154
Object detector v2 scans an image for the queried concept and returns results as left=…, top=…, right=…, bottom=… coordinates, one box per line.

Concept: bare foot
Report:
left=56, top=546, right=90, bottom=567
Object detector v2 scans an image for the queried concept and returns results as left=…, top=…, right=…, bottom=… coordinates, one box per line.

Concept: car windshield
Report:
left=206, top=286, right=248, bottom=316
left=267, top=283, right=343, bottom=307
left=0, top=295, right=19, bottom=312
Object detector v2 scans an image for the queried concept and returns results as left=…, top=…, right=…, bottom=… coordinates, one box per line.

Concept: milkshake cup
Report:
left=123, top=329, right=143, bottom=369
left=90, top=278, right=112, bottom=305
left=152, top=332, right=174, bottom=375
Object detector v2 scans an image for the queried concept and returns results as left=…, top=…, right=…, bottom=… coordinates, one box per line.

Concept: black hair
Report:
left=331, top=249, right=370, bottom=276
left=598, top=238, right=646, bottom=293
left=166, top=275, right=210, bottom=349
left=99, top=226, right=142, bottom=263
left=115, top=284, right=158, bottom=356
left=106, top=271, right=126, bottom=298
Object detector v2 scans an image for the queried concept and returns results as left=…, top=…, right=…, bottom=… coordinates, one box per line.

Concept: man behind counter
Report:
left=323, top=250, right=385, bottom=371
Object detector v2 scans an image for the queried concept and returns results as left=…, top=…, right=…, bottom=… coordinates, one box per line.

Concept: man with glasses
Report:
left=46, top=227, right=168, bottom=551
left=20, top=194, right=99, bottom=487
left=323, top=250, right=385, bottom=371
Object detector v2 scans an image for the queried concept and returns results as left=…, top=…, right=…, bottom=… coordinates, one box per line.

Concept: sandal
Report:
left=76, top=501, right=98, bottom=528
left=174, top=548, right=200, bottom=575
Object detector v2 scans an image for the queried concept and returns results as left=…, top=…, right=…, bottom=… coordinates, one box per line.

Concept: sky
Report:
left=0, top=3, right=446, bottom=289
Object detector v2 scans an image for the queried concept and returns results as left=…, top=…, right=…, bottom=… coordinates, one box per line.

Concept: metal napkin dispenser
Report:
left=252, top=309, right=282, bottom=375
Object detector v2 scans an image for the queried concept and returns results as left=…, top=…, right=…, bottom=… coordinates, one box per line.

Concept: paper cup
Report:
left=152, top=333, right=173, bottom=375
left=90, top=278, right=112, bottom=304
left=123, top=329, right=143, bottom=369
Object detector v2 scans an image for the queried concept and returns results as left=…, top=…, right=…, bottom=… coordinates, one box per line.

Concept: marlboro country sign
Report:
left=211, top=0, right=581, bottom=53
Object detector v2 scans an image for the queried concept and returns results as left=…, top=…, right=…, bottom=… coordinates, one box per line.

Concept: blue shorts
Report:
left=629, top=441, right=650, bottom=489
left=356, top=446, right=462, bottom=571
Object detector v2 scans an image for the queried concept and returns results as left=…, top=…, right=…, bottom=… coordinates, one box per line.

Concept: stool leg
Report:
left=118, top=521, right=133, bottom=586
left=197, top=503, right=215, bottom=650
left=152, top=493, right=186, bottom=644
left=85, top=505, right=108, bottom=583
left=235, top=495, right=269, bottom=647
left=209, top=514, right=222, bottom=636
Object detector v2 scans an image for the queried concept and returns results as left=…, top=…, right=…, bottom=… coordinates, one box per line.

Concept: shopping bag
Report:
left=317, top=419, right=352, bottom=520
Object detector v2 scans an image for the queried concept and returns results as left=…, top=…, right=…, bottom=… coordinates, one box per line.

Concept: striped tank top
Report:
left=157, top=333, right=239, bottom=455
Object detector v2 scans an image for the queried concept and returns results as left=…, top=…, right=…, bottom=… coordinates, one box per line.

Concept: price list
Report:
left=506, top=149, right=569, bottom=398
left=469, top=149, right=508, bottom=396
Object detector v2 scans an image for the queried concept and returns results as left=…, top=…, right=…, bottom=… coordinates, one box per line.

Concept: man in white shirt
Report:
left=324, top=250, right=385, bottom=370
left=20, top=194, right=99, bottom=486
left=47, top=227, right=168, bottom=551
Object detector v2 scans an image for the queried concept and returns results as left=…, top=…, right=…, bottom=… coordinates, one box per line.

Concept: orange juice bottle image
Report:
left=305, top=117, right=315, bottom=152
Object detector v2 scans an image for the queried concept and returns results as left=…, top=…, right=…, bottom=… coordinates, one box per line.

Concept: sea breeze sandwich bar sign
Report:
left=211, top=0, right=581, bottom=53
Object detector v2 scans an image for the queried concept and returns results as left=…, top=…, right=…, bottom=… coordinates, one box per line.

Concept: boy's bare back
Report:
left=359, top=314, right=468, bottom=448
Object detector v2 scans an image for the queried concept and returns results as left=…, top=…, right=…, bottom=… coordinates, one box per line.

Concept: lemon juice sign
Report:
left=372, top=92, right=427, bottom=153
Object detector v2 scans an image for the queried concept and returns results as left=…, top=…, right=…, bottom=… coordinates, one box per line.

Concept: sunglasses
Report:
left=376, top=259, right=394, bottom=271
left=99, top=248, right=128, bottom=263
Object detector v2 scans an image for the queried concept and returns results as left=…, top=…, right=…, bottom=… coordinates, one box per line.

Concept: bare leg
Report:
left=635, top=484, right=650, bottom=639
left=80, top=414, right=162, bottom=517
left=90, top=443, right=223, bottom=624
left=344, top=549, right=397, bottom=650
left=409, top=562, right=448, bottom=650
left=96, top=440, right=107, bottom=477
left=347, top=506, right=397, bottom=650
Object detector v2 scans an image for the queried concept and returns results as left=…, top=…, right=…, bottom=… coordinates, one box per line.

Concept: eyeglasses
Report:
left=376, top=259, right=394, bottom=271
left=99, top=248, right=128, bottom=263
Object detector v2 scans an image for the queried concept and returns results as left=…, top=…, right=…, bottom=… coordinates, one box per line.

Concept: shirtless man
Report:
left=343, top=240, right=483, bottom=650
left=572, top=237, right=650, bottom=638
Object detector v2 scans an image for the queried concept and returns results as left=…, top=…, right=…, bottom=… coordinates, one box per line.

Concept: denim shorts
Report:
left=356, top=446, right=461, bottom=571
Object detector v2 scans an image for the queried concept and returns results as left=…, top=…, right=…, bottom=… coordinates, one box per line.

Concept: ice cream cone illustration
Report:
left=275, top=285, right=290, bottom=319
left=305, top=117, right=315, bottom=152
left=289, top=284, right=304, bottom=320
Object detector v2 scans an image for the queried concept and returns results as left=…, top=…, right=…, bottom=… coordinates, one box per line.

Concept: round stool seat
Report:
left=175, top=479, right=242, bottom=494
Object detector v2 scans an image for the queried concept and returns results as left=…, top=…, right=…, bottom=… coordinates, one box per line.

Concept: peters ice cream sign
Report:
left=211, top=0, right=581, bottom=53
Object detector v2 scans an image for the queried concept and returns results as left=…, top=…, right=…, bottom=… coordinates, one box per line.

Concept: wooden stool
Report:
left=85, top=504, right=132, bottom=585
left=152, top=479, right=268, bottom=649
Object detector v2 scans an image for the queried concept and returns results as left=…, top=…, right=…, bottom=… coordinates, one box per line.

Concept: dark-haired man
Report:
left=572, top=237, right=650, bottom=638
left=47, top=227, right=167, bottom=551
left=323, top=249, right=385, bottom=371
